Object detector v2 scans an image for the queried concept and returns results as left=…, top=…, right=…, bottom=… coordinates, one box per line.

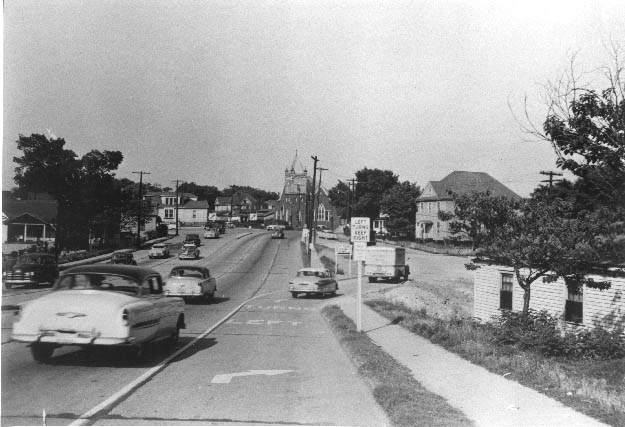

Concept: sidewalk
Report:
left=310, top=243, right=609, bottom=427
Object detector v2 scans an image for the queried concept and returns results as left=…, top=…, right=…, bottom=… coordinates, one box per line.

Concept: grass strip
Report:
left=321, top=304, right=474, bottom=427
left=366, top=299, right=625, bottom=427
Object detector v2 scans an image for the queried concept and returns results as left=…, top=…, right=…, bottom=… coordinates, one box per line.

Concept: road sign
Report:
left=350, top=217, right=370, bottom=242
left=335, top=244, right=352, bottom=255
left=250, top=213, right=258, bottom=221
left=352, top=241, right=367, bottom=261
left=209, top=212, right=217, bottom=221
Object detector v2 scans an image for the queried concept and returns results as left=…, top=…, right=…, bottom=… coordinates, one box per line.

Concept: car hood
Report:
left=10, top=263, right=44, bottom=272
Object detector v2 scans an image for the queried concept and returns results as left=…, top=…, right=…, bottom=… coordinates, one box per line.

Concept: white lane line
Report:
left=70, top=289, right=284, bottom=426
left=211, top=370, right=294, bottom=384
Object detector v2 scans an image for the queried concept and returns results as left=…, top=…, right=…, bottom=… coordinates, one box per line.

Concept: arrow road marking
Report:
left=211, top=370, right=294, bottom=384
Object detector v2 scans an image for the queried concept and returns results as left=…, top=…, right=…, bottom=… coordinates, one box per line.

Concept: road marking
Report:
left=212, top=370, right=294, bottom=384
left=226, top=319, right=302, bottom=326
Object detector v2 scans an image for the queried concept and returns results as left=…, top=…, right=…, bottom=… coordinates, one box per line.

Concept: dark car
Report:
left=110, top=252, right=137, bottom=265
left=3, top=253, right=59, bottom=289
left=184, top=233, right=201, bottom=247
left=271, top=229, right=285, bottom=239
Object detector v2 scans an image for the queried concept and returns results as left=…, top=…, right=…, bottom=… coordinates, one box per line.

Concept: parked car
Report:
left=184, top=234, right=201, bottom=246
left=289, top=267, right=338, bottom=298
left=110, top=252, right=137, bottom=265
left=163, top=266, right=217, bottom=302
left=148, top=243, right=170, bottom=259
left=3, top=253, right=59, bottom=289
left=324, top=231, right=338, bottom=240
left=271, top=229, right=285, bottom=239
left=11, top=264, right=185, bottom=362
left=266, top=224, right=277, bottom=231
left=179, top=244, right=200, bottom=260
left=204, top=228, right=219, bottom=239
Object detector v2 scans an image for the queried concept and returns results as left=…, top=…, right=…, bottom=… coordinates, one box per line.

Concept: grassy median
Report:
left=321, top=304, right=474, bottom=427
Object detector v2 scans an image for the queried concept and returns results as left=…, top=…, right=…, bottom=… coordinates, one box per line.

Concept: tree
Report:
left=438, top=191, right=519, bottom=251
left=328, top=180, right=351, bottom=220
left=352, top=168, right=399, bottom=221
left=13, top=134, right=124, bottom=254
left=473, top=198, right=615, bottom=314
left=380, top=181, right=421, bottom=237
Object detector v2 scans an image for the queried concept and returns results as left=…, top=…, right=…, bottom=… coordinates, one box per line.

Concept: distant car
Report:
left=11, top=264, right=185, bottom=362
left=204, top=228, right=219, bottom=239
left=184, top=234, right=201, bottom=247
left=266, top=224, right=277, bottom=231
left=164, top=266, right=217, bottom=302
left=271, top=229, right=285, bottom=239
left=149, top=243, right=170, bottom=259
left=179, top=244, right=200, bottom=260
left=226, top=222, right=235, bottom=228
left=110, top=252, right=137, bottom=265
left=3, top=253, right=59, bottom=289
left=289, top=267, right=338, bottom=298
left=218, top=223, right=226, bottom=233
left=324, top=231, right=337, bottom=240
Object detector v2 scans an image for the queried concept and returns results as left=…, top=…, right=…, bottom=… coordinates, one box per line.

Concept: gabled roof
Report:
left=2, top=200, right=57, bottom=223
left=180, top=200, right=209, bottom=209
left=417, top=171, right=521, bottom=202
left=215, top=193, right=256, bottom=206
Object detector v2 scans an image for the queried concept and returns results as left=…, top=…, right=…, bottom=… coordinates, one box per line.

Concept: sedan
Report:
left=110, top=252, right=137, bottom=265
left=289, top=267, right=338, bottom=298
left=163, top=266, right=217, bottom=302
left=271, top=230, right=285, bottom=239
left=11, top=264, right=185, bottom=362
left=179, top=244, right=200, bottom=260
left=149, top=243, right=170, bottom=259
left=204, top=228, right=219, bottom=239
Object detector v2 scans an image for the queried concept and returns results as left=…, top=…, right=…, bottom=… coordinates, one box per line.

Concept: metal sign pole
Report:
left=357, top=259, right=362, bottom=332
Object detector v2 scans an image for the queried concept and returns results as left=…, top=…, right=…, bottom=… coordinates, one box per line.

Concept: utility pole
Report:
left=540, top=171, right=563, bottom=190
left=171, top=180, right=181, bottom=236
left=348, top=178, right=357, bottom=222
left=315, top=167, right=328, bottom=233
left=308, top=156, right=319, bottom=264
left=132, top=171, right=150, bottom=247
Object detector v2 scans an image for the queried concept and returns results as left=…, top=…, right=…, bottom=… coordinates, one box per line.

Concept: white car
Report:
left=289, top=267, right=338, bottom=298
left=179, top=244, right=200, bottom=260
left=164, top=266, right=217, bottom=302
left=149, top=243, right=170, bottom=259
left=11, top=264, right=185, bottom=362
left=324, top=231, right=338, bottom=240
left=204, top=228, right=219, bottom=239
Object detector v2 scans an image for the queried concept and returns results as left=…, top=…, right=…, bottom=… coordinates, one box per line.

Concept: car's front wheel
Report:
left=31, top=343, right=54, bottom=362
left=291, top=292, right=298, bottom=298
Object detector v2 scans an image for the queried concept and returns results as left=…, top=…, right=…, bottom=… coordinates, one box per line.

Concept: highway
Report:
left=1, top=228, right=388, bottom=426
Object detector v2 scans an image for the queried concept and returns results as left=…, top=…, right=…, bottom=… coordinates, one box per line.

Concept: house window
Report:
left=500, top=273, right=513, bottom=310
left=565, top=287, right=583, bottom=324
left=436, top=222, right=440, bottom=234
left=437, top=201, right=440, bottom=211
left=192, top=210, right=196, bottom=219
left=428, top=203, right=432, bottom=213
left=317, top=204, right=326, bottom=222
left=164, top=197, right=176, bottom=205
left=164, top=209, right=174, bottom=219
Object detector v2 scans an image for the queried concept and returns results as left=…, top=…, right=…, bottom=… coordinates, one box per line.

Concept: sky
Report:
left=3, top=0, right=624, bottom=197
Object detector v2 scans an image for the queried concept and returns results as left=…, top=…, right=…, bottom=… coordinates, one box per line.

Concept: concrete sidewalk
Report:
left=332, top=292, right=608, bottom=427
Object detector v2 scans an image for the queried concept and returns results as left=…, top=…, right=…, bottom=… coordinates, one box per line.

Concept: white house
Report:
left=474, top=263, right=624, bottom=334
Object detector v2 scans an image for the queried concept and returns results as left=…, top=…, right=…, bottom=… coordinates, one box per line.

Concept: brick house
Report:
left=415, top=171, right=522, bottom=241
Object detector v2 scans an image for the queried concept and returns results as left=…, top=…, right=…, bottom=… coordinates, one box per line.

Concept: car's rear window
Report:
left=56, top=273, right=140, bottom=294
left=297, top=271, right=324, bottom=277
left=153, top=244, right=165, bottom=248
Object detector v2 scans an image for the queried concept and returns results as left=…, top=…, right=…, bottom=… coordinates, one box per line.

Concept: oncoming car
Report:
left=204, top=228, right=219, bottom=239
left=163, top=266, right=217, bottom=302
left=179, top=244, right=200, bottom=260
left=271, top=229, right=285, bottom=239
left=11, top=264, right=185, bottom=362
left=110, top=252, right=137, bottom=265
left=289, top=268, right=338, bottom=298
left=149, top=243, right=170, bottom=259
left=3, top=253, right=59, bottom=289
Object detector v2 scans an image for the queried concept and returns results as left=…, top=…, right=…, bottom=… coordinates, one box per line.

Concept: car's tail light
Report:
left=122, top=309, right=129, bottom=326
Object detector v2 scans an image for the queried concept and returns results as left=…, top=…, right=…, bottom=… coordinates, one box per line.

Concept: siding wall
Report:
left=474, top=264, right=625, bottom=332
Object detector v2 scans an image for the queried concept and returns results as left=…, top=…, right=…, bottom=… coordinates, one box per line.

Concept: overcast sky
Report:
left=3, top=0, right=624, bottom=197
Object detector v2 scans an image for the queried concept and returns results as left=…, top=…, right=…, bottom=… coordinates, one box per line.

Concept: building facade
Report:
left=415, top=171, right=522, bottom=241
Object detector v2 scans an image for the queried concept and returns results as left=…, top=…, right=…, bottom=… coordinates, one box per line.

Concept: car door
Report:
left=142, top=275, right=177, bottom=339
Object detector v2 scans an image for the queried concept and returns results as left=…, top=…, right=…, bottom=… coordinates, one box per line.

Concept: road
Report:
left=1, top=228, right=388, bottom=426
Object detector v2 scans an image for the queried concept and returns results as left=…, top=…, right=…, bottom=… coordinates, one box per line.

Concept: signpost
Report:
left=350, top=217, right=370, bottom=332
left=335, top=244, right=352, bottom=276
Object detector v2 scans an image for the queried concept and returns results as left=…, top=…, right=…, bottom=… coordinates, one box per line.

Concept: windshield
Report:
left=182, top=245, right=196, bottom=250
left=297, top=270, right=326, bottom=278
left=56, top=273, right=140, bottom=294
left=152, top=244, right=164, bottom=249
left=16, top=255, right=49, bottom=265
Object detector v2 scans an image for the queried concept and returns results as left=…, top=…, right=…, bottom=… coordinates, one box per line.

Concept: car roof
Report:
left=152, top=243, right=165, bottom=247
left=60, top=264, right=159, bottom=281
left=297, top=267, right=329, bottom=273
left=170, top=265, right=205, bottom=272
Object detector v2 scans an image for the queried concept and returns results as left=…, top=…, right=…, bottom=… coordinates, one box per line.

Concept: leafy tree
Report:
left=219, top=185, right=278, bottom=208
left=328, top=180, right=351, bottom=220
left=472, top=199, right=616, bottom=314
left=13, top=134, right=124, bottom=254
left=380, top=181, right=421, bottom=236
left=352, top=168, right=399, bottom=221
left=438, top=191, right=519, bottom=251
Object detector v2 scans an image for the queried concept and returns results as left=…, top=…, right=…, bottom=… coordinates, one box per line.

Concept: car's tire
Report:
left=31, top=343, right=54, bottom=362
left=368, top=277, right=377, bottom=283
left=291, top=292, right=298, bottom=298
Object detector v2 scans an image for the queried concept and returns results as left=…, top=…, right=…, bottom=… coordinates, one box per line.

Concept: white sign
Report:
left=209, top=212, right=217, bottom=221
left=350, top=217, right=370, bottom=242
left=250, top=213, right=258, bottom=221
left=335, top=244, right=352, bottom=255
left=352, top=241, right=367, bottom=261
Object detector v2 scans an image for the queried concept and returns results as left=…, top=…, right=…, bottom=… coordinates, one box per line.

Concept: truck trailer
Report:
left=363, top=246, right=409, bottom=283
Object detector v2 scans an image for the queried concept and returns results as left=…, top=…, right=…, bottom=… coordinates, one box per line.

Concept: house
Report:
left=474, top=263, right=624, bottom=334
left=415, top=171, right=521, bottom=241
left=274, top=152, right=338, bottom=230
left=145, top=191, right=208, bottom=228
left=213, top=193, right=260, bottom=223
left=2, top=198, right=57, bottom=247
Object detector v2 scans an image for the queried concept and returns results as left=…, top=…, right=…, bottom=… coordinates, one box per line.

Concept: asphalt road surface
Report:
left=1, top=228, right=388, bottom=426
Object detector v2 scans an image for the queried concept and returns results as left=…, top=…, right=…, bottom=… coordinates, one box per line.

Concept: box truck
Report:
left=363, top=246, right=409, bottom=283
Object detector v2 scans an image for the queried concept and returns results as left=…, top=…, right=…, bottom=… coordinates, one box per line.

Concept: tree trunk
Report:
left=522, top=286, right=531, bottom=314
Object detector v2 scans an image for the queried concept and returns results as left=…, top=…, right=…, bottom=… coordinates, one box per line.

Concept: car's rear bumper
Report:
left=12, top=332, right=134, bottom=346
